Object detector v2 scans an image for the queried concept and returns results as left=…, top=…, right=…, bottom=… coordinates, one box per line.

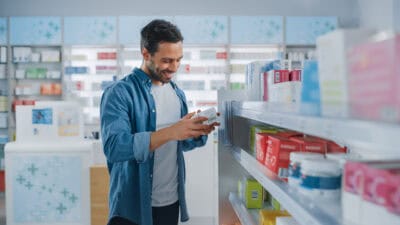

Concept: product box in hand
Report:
left=265, top=135, right=301, bottom=178
left=347, top=33, right=400, bottom=123
left=241, top=178, right=263, bottom=209
left=317, top=29, right=376, bottom=118
left=192, top=107, right=218, bottom=125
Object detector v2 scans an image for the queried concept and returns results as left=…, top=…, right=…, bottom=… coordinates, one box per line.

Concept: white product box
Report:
left=317, top=29, right=376, bottom=118
left=15, top=69, right=25, bottom=79
left=245, top=61, right=270, bottom=101
left=0, top=46, right=6, bottom=63
left=0, top=64, right=6, bottom=79
left=15, top=101, right=84, bottom=142
left=30, top=53, right=41, bottom=62
left=0, top=112, right=7, bottom=128
left=12, top=47, right=32, bottom=62
left=46, top=70, right=61, bottom=79
left=193, top=107, right=218, bottom=125
left=41, top=50, right=60, bottom=62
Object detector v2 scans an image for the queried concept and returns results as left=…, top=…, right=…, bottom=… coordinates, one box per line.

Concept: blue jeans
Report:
left=108, top=201, right=179, bottom=225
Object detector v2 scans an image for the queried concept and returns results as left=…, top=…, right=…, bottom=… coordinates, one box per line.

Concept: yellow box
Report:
left=259, top=209, right=290, bottom=225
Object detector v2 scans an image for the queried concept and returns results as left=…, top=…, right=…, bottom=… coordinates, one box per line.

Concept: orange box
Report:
left=265, top=135, right=301, bottom=177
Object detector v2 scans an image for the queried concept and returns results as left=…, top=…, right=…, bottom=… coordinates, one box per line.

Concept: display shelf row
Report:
left=228, top=192, right=257, bottom=225
left=231, top=101, right=400, bottom=154
left=231, top=147, right=341, bottom=225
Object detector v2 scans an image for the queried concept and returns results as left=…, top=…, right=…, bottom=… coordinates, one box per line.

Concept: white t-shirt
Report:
left=151, top=83, right=181, bottom=207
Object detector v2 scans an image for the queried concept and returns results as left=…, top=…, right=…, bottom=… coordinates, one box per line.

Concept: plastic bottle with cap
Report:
left=299, top=158, right=342, bottom=200
left=288, top=152, right=324, bottom=188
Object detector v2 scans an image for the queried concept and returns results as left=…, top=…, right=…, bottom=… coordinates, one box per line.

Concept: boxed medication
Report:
left=347, top=33, right=400, bottom=122
left=265, top=135, right=301, bottom=178
left=259, top=209, right=290, bottom=225
left=239, top=177, right=263, bottom=209
left=300, top=60, right=321, bottom=116
left=317, top=29, right=376, bottom=118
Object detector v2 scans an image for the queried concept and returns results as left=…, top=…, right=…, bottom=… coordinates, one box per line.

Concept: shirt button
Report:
left=150, top=174, right=153, bottom=178
left=152, top=109, right=155, bottom=113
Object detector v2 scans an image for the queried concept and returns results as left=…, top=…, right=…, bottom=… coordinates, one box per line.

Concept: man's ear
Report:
left=142, top=48, right=151, bottom=60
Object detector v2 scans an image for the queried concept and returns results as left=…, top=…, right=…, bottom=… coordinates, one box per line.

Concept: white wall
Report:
left=0, top=0, right=359, bottom=27
left=357, top=0, right=397, bottom=29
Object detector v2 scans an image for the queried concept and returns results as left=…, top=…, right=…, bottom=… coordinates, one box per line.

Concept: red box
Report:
left=216, top=52, right=227, bottom=59
left=290, top=70, right=302, bottom=81
left=290, top=136, right=326, bottom=154
left=308, top=136, right=347, bottom=153
left=265, top=135, right=300, bottom=177
left=273, top=70, right=290, bottom=83
left=255, top=133, right=269, bottom=163
left=0, top=170, right=4, bottom=192
left=276, top=130, right=302, bottom=139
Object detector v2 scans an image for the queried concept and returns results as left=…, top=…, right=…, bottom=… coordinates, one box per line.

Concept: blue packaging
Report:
left=300, top=60, right=321, bottom=116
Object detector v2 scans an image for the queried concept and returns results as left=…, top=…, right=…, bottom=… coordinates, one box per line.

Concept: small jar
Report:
left=299, top=159, right=342, bottom=200
left=288, top=152, right=324, bottom=188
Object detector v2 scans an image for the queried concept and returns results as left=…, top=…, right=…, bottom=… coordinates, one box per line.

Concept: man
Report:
left=100, top=19, right=218, bottom=225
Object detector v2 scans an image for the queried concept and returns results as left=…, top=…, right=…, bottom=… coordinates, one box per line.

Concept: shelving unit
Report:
left=218, top=99, right=400, bottom=225
left=63, top=45, right=119, bottom=127
left=177, top=45, right=228, bottom=111
left=9, top=45, right=63, bottom=135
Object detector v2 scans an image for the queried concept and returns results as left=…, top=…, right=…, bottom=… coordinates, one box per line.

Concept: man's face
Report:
left=142, top=41, right=183, bottom=85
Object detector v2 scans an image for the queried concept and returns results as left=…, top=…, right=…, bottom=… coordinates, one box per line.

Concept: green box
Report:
left=244, top=178, right=263, bottom=209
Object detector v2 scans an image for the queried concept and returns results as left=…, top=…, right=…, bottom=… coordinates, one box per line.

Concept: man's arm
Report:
left=149, top=112, right=217, bottom=151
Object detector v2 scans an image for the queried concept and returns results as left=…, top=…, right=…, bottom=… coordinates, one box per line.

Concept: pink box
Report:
left=362, top=165, right=400, bottom=206
left=385, top=173, right=400, bottom=215
left=347, top=34, right=400, bottom=122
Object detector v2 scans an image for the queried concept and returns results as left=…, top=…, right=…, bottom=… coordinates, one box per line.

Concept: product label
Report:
left=300, top=175, right=342, bottom=190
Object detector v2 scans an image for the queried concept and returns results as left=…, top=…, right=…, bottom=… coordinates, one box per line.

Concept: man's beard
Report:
left=146, top=60, right=173, bottom=84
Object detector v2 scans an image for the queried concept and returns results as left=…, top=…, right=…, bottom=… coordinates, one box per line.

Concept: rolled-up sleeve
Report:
left=100, top=83, right=151, bottom=163
left=180, top=135, right=208, bottom=152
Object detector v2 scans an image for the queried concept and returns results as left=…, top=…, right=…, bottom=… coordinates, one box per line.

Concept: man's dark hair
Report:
left=140, top=19, right=184, bottom=55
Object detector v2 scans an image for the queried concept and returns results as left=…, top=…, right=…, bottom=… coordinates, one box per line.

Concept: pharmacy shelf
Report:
left=228, top=192, right=257, bottom=225
left=231, top=147, right=342, bottom=225
left=231, top=101, right=400, bottom=154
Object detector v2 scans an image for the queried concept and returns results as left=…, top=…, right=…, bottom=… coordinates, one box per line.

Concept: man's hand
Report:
left=169, top=112, right=212, bottom=140
left=150, top=112, right=220, bottom=151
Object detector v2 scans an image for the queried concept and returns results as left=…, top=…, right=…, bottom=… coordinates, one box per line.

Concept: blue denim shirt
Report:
left=100, top=68, right=207, bottom=225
